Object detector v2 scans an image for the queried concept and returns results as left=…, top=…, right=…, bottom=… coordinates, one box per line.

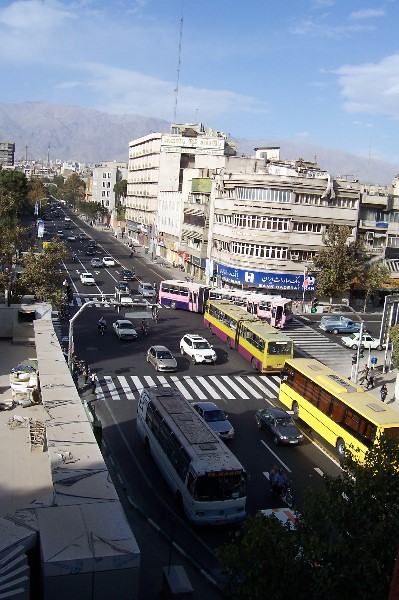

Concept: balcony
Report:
left=361, top=193, right=388, bottom=208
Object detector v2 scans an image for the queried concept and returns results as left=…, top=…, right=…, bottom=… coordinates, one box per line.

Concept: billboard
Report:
left=215, top=262, right=316, bottom=291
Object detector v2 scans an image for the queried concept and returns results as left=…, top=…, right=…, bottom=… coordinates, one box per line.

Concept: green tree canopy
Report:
left=18, top=238, right=68, bottom=304
left=313, top=224, right=363, bottom=299
left=217, top=434, right=399, bottom=600
left=360, top=260, right=390, bottom=312
left=60, top=173, right=85, bottom=207
left=0, top=170, right=28, bottom=216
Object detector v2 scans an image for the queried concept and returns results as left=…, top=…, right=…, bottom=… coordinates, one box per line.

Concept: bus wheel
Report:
left=336, top=438, right=346, bottom=457
left=144, top=437, right=151, bottom=456
left=251, top=357, right=257, bottom=369
left=170, top=301, right=176, bottom=309
left=292, top=401, right=299, bottom=417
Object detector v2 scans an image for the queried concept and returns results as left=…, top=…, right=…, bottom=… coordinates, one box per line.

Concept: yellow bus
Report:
left=204, top=300, right=293, bottom=373
left=279, top=358, right=399, bottom=460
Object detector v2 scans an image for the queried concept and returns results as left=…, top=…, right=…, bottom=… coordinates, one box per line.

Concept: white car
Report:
left=102, top=256, right=116, bottom=267
left=138, top=283, right=156, bottom=298
left=64, top=216, right=71, bottom=221
left=180, top=334, right=217, bottom=364
left=80, top=272, right=96, bottom=285
left=113, top=319, right=138, bottom=340
left=341, top=332, right=383, bottom=350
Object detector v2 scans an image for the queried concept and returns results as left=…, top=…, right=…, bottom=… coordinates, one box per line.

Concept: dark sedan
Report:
left=255, top=407, right=303, bottom=446
left=121, top=268, right=135, bottom=281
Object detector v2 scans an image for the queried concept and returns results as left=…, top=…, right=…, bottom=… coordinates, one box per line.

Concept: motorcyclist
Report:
left=273, top=468, right=288, bottom=496
left=98, top=316, right=107, bottom=331
left=141, top=319, right=148, bottom=334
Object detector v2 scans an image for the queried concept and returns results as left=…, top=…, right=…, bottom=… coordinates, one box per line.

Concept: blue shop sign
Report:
left=215, top=263, right=316, bottom=291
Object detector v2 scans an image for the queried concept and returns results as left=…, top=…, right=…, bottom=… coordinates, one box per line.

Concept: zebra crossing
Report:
left=94, top=373, right=281, bottom=403
left=285, top=318, right=352, bottom=375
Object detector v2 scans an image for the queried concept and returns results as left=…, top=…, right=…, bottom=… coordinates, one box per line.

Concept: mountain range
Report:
left=0, top=101, right=397, bottom=186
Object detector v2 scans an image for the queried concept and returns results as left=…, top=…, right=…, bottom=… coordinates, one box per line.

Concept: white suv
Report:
left=180, top=334, right=217, bottom=364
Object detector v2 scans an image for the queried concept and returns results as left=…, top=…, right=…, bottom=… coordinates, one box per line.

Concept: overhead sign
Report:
left=215, top=262, right=316, bottom=291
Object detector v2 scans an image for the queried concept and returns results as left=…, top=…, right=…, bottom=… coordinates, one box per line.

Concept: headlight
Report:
left=280, top=435, right=288, bottom=440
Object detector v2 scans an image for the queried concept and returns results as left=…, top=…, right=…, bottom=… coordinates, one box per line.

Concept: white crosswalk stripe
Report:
left=95, top=373, right=280, bottom=403
left=285, top=318, right=352, bottom=373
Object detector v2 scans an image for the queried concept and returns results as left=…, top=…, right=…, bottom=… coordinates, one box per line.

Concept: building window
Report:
left=236, top=187, right=291, bottom=204
left=292, top=222, right=322, bottom=233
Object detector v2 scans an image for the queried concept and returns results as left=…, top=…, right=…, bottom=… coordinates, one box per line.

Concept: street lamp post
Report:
left=67, top=297, right=110, bottom=370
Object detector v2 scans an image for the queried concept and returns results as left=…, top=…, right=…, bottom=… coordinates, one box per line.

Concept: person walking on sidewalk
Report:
left=380, top=383, right=388, bottom=402
left=366, top=368, right=376, bottom=389
left=90, top=372, right=98, bottom=394
left=358, top=365, right=370, bottom=385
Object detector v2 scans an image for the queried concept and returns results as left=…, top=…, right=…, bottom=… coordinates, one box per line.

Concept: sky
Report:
left=1, top=0, right=399, bottom=165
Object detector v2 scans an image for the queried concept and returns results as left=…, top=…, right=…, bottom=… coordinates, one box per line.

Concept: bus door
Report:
left=189, top=291, right=198, bottom=312
left=197, top=288, right=208, bottom=314
left=274, top=304, right=284, bottom=328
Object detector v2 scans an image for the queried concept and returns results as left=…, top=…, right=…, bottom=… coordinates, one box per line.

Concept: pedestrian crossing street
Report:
left=95, top=373, right=281, bottom=403
left=284, top=318, right=352, bottom=375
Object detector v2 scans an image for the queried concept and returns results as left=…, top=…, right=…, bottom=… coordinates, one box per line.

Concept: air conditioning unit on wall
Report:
left=291, top=254, right=300, bottom=261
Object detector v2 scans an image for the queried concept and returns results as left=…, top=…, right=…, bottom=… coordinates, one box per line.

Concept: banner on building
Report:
left=215, top=262, right=316, bottom=291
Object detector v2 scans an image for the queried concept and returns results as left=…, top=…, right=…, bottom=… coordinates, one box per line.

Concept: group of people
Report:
left=358, top=365, right=388, bottom=402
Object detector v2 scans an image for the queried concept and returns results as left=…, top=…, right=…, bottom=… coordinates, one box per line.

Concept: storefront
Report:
left=214, top=262, right=316, bottom=296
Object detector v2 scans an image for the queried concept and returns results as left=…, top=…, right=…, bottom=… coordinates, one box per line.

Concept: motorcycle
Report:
left=98, top=323, right=106, bottom=335
left=267, top=471, right=294, bottom=508
left=141, top=323, right=149, bottom=336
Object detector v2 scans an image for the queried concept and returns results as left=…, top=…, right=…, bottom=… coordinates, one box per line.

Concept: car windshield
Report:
left=123, top=271, right=133, bottom=276
left=193, top=341, right=211, bottom=349
left=121, top=323, right=134, bottom=330
left=204, top=409, right=225, bottom=423
left=275, top=417, right=295, bottom=427
left=143, top=284, right=153, bottom=290
left=157, top=351, right=173, bottom=359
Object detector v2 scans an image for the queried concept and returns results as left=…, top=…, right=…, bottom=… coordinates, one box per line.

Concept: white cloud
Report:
left=0, top=0, right=74, bottom=31
left=335, top=54, right=399, bottom=119
left=349, top=8, right=385, bottom=20
left=291, top=17, right=374, bottom=38
left=295, top=131, right=310, bottom=138
left=75, top=63, right=268, bottom=121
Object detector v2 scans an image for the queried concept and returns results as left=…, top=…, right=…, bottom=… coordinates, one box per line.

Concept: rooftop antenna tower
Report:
left=173, top=1, right=184, bottom=123
left=25, top=144, right=28, bottom=163
left=47, top=142, right=50, bottom=167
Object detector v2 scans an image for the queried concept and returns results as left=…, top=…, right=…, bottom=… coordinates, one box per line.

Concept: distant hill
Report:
left=0, top=101, right=397, bottom=185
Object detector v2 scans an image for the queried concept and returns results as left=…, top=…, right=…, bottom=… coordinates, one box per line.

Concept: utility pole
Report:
left=351, top=321, right=365, bottom=383
left=67, top=297, right=110, bottom=370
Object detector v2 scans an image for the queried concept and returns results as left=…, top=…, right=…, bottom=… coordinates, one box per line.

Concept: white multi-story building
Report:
left=91, top=162, right=127, bottom=214
left=125, top=123, right=236, bottom=259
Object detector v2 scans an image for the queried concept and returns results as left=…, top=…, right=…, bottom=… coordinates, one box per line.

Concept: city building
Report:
left=91, top=162, right=127, bottom=225
left=0, top=140, right=15, bottom=166
left=125, top=123, right=236, bottom=259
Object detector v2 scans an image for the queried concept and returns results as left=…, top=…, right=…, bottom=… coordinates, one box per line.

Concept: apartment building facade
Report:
left=0, top=141, right=15, bottom=166
left=125, top=123, right=236, bottom=260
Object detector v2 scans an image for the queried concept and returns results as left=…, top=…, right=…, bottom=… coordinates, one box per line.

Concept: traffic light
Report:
left=359, top=345, right=365, bottom=359
left=352, top=354, right=357, bottom=365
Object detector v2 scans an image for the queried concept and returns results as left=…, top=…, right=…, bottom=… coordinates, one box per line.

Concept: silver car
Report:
left=146, top=345, right=177, bottom=372
left=192, top=401, right=235, bottom=440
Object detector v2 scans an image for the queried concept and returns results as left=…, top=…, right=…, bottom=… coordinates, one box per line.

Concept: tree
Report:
left=18, top=238, right=68, bottom=304
left=313, top=224, right=364, bottom=302
left=0, top=170, right=28, bottom=215
left=60, top=173, right=85, bottom=208
left=217, top=513, right=310, bottom=600
left=360, top=260, right=390, bottom=313
left=388, top=324, right=399, bottom=369
left=217, top=434, right=399, bottom=600
left=26, top=179, right=48, bottom=216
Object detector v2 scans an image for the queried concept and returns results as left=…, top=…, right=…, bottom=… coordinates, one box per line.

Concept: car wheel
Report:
left=352, top=344, right=358, bottom=350
left=336, top=437, right=346, bottom=457
left=255, top=416, right=262, bottom=429
left=332, top=328, right=339, bottom=335
left=170, top=301, right=176, bottom=309
left=377, top=344, right=382, bottom=351
left=180, top=347, right=185, bottom=355
left=273, top=435, right=279, bottom=446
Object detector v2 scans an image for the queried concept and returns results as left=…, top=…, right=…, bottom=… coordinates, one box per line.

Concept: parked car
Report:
left=90, top=258, right=103, bottom=268
left=113, top=320, right=138, bottom=340
left=138, top=283, right=156, bottom=298
left=319, top=316, right=361, bottom=335
left=341, top=332, right=384, bottom=350
left=192, top=401, right=234, bottom=440
left=121, top=269, right=135, bottom=281
left=255, top=407, right=304, bottom=446
left=146, top=345, right=177, bottom=372
left=103, top=256, right=116, bottom=267
left=180, top=334, right=217, bottom=364
left=80, top=272, right=95, bottom=285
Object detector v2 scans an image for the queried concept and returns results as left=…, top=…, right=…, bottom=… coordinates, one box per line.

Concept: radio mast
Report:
left=173, top=2, right=184, bottom=122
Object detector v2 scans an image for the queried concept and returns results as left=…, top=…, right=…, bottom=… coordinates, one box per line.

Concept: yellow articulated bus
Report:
left=279, top=358, right=399, bottom=460
left=204, top=300, right=293, bottom=373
